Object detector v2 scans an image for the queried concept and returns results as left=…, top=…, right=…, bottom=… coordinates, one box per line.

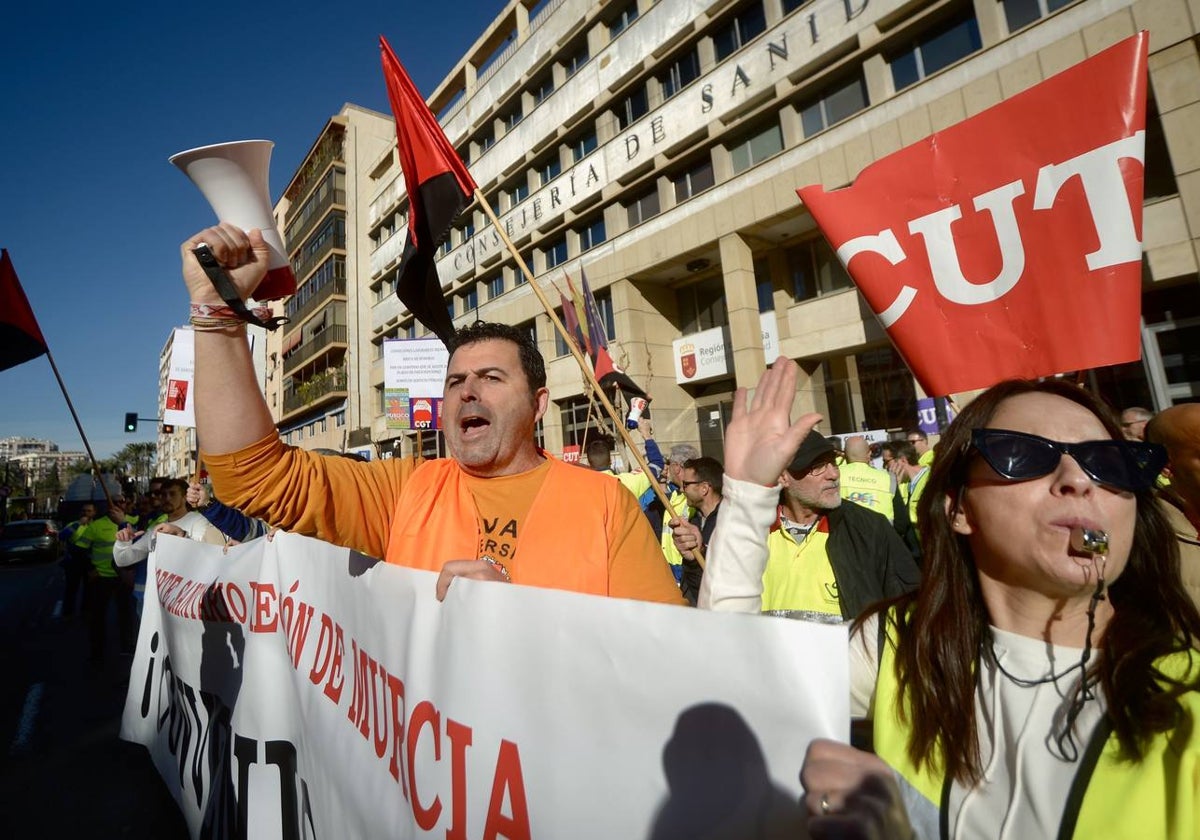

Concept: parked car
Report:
left=0, top=519, right=61, bottom=564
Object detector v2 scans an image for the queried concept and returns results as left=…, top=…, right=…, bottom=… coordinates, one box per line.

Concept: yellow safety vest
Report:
left=761, top=517, right=841, bottom=616
left=872, top=614, right=1200, bottom=839
left=839, top=462, right=895, bottom=522
left=75, top=516, right=124, bottom=578
left=660, top=489, right=692, bottom=568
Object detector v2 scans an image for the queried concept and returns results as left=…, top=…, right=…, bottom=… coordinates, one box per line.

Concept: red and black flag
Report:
left=574, top=270, right=649, bottom=400
left=0, top=249, right=48, bottom=373
left=380, top=36, right=478, bottom=346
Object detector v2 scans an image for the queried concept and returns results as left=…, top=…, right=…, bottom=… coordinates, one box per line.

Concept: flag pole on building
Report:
left=0, top=249, right=115, bottom=511
left=379, top=37, right=700, bottom=564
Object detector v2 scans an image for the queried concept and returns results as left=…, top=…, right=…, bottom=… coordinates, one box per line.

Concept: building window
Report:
left=545, top=235, right=568, bottom=269
left=532, top=74, right=555, bottom=105
left=565, top=43, right=590, bottom=77
left=578, top=216, right=607, bottom=252
left=755, top=259, right=775, bottom=312
left=660, top=48, right=701, bottom=101
left=800, top=73, right=869, bottom=137
left=595, top=291, right=616, bottom=341
left=459, top=288, right=478, bottom=315
left=475, top=125, right=495, bottom=153
left=782, top=0, right=807, bottom=14
left=554, top=308, right=575, bottom=357
left=730, top=121, right=784, bottom=174
left=625, top=188, right=660, bottom=227
left=404, top=319, right=417, bottom=339
left=673, top=157, right=716, bottom=202
left=890, top=10, right=982, bottom=92
left=787, top=237, right=853, bottom=302
left=503, top=103, right=524, bottom=131
left=502, top=178, right=529, bottom=208
left=677, top=276, right=728, bottom=334
left=484, top=273, right=504, bottom=300
left=571, top=128, right=598, bottom=162
left=516, top=251, right=533, bottom=283
left=607, top=1, right=639, bottom=38
left=1002, top=0, right=1073, bottom=33
left=536, top=153, right=562, bottom=186
left=713, top=1, right=767, bottom=62
left=616, top=86, right=649, bottom=130
left=518, top=318, right=537, bottom=348
left=334, top=411, right=346, bottom=428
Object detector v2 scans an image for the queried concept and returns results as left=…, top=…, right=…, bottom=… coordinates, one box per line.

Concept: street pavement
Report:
left=0, top=559, right=188, bottom=838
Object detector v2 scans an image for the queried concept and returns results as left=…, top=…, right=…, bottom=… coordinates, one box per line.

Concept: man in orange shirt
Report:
left=182, top=224, right=683, bottom=605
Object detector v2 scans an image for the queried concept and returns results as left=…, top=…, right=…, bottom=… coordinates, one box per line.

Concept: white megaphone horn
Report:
left=170, top=139, right=296, bottom=301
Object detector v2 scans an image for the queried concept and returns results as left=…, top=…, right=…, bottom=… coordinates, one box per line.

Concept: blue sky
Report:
left=0, top=0, right=505, bottom=458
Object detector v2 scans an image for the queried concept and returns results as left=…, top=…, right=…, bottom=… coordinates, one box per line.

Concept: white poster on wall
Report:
left=163, top=327, right=195, bottom=428
left=383, top=338, right=450, bottom=430
left=673, top=313, right=782, bottom=384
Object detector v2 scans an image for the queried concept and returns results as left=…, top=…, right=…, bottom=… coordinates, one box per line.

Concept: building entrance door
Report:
left=696, top=400, right=734, bottom=463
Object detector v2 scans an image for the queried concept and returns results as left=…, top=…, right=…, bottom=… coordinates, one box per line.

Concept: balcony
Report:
left=282, top=366, right=348, bottom=418
left=292, top=226, right=345, bottom=283
left=286, top=275, right=346, bottom=330
left=283, top=325, right=347, bottom=375
left=285, top=132, right=344, bottom=209
left=285, top=188, right=346, bottom=250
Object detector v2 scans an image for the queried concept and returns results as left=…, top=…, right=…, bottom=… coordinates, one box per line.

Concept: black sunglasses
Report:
left=971, top=429, right=1166, bottom=492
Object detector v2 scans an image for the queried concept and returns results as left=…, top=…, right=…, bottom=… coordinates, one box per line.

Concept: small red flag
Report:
left=380, top=36, right=478, bottom=346
left=0, top=249, right=49, bottom=373
left=798, top=33, right=1149, bottom=396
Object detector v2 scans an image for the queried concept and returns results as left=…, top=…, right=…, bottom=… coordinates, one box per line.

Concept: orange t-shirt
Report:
left=462, top=460, right=552, bottom=571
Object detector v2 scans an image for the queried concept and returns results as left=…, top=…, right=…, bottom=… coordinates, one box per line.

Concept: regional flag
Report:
left=380, top=36, right=478, bottom=346
left=577, top=270, right=649, bottom=399
left=797, top=33, right=1149, bottom=396
left=0, top=249, right=49, bottom=373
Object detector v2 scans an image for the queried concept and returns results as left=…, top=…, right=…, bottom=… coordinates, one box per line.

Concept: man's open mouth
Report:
left=460, top=416, right=491, bottom=437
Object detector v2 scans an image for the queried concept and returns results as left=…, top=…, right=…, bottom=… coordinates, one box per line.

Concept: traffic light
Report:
left=124, top=412, right=138, bottom=433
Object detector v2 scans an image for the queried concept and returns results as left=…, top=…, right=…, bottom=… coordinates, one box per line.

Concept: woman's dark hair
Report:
left=863, top=378, right=1200, bottom=784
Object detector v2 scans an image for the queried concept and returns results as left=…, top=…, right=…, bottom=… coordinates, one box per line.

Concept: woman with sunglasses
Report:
left=701, top=358, right=1200, bottom=839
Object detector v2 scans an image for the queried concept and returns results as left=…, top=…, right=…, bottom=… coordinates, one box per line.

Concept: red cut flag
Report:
left=797, top=33, right=1149, bottom=396
left=380, top=36, right=478, bottom=346
left=0, top=249, right=49, bottom=372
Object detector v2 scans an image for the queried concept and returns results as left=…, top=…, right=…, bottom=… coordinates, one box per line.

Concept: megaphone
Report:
left=170, top=140, right=296, bottom=301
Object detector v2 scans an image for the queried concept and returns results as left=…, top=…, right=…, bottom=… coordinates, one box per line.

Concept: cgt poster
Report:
left=384, top=338, right=449, bottom=431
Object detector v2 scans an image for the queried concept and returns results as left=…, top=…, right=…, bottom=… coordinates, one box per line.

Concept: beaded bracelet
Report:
left=191, top=302, right=275, bottom=321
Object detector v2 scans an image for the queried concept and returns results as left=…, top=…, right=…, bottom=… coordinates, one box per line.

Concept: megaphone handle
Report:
left=191, top=245, right=289, bottom=331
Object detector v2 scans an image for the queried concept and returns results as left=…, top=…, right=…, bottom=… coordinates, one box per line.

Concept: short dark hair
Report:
left=161, top=478, right=188, bottom=495
left=905, top=428, right=928, bottom=443
left=447, top=321, right=546, bottom=393
left=585, top=438, right=611, bottom=458
left=890, top=441, right=919, bottom=466
left=683, top=456, right=724, bottom=496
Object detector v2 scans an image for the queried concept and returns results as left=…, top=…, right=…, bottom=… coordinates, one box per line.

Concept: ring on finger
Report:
left=820, top=792, right=832, bottom=815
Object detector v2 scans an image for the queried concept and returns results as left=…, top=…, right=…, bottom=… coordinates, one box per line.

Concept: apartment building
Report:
left=272, top=107, right=396, bottom=456
left=337, top=0, right=1195, bottom=461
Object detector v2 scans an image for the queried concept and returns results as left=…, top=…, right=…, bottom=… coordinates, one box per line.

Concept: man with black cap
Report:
left=757, top=431, right=919, bottom=621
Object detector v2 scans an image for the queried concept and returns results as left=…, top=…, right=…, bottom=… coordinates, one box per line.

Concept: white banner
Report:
left=163, top=327, right=196, bottom=428
left=123, top=534, right=848, bottom=839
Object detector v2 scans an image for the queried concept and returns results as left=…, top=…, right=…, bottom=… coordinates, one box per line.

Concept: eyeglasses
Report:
left=906, top=438, right=923, bottom=444
left=803, top=455, right=840, bottom=476
left=971, top=429, right=1166, bottom=492
left=681, top=480, right=707, bottom=488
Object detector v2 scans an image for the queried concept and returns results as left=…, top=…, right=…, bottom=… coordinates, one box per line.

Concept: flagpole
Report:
left=473, top=190, right=703, bottom=567
left=43, top=348, right=116, bottom=511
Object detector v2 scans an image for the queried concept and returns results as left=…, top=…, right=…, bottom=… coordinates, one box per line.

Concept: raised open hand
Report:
left=722, top=356, right=822, bottom=487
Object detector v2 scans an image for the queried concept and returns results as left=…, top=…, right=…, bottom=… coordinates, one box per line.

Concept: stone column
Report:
left=719, top=232, right=766, bottom=388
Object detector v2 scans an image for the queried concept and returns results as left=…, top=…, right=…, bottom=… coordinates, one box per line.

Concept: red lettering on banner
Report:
left=249, top=582, right=278, bottom=632
left=797, top=33, right=1149, bottom=396
left=484, top=739, right=531, bottom=840
left=348, top=641, right=373, bottom=739
left=307, top=613, right=346, bottom=705
left=445, top=718, right=473, bottom=840
left=386, top=672, right=408, bottom=796
left=371, top=664, right=390, bottom=759
left=407, top=700, right=443, bottom=830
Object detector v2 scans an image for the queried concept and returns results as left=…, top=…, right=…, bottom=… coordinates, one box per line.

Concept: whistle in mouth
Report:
left=1070, top=527, right=1109, bottom=556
